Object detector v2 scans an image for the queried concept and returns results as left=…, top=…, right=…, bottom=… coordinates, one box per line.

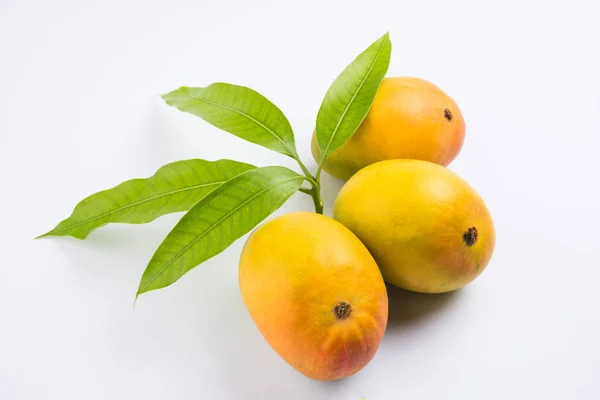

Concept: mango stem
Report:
left=309, top=187, right=324, bottom=214
left=294, top=157, right=324, bottom=214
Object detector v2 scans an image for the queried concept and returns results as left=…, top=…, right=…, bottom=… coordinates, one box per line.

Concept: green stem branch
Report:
left=295, top=156, right=314, bottom=182
left=293, top=155, right=324, bottom=214
left=308, top=187, right=324, bottom=214
left=315, top=164, right=323, bottom=185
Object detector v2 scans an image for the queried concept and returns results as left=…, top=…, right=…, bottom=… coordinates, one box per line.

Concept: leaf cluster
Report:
left=40, top=33, right=392, bottom=297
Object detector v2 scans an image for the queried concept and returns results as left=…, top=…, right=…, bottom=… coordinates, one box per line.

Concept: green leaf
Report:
left=315, top=32, right=392, bottom=163
left=39, top=159, right=255, bottom=239
left=163, top=83, right=298, bottom=158
left=136, top=166, right=304, bottom=296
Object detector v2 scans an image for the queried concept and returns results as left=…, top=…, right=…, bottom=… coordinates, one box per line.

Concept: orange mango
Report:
left=312, top=77, right=466, bottom=180
left=239, top=212, right=388, bottom=380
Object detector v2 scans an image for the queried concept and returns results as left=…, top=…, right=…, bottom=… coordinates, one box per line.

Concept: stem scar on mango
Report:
left=462, top=226, right=478, bottom=247
left=334, top=301, right=352, bottom=319
left=444, top=108, right=453, bottom=121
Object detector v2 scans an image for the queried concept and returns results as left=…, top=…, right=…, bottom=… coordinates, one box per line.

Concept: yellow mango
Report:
left=334, top=160, right=495, bottom=293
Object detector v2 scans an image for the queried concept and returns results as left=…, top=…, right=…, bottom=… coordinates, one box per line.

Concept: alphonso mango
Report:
left=334, top=160, right=495, bottom=293
left=239, top=212, right=388, bottom=380
left=312, top=76, right=466, bottom=180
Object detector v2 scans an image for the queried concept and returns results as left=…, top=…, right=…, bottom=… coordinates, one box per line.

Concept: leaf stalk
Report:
left=294, top=156, right=323, bottom=214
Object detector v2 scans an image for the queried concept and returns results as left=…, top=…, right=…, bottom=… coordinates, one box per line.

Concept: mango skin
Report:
left=239, top=212, right=388, bottom=381
left=312, top=77, right=466, bottom=180
left=334, top=160, right=495, bottom=293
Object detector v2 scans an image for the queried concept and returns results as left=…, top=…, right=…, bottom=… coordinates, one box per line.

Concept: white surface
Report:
left=1, top=0, right=599, bottom=399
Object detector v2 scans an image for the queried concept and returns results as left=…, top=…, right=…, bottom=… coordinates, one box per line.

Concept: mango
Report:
left=239, top=212, right=388, bottom=380
left=334, top=160, right=495, bottom=293
left=312, top=77, right=466, bottom=180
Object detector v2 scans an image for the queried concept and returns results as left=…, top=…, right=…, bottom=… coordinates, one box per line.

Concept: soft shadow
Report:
left=386, top=284, right=463, bottom=330
left=316, top=374, right=355, bottom=389
left=316, top=172, right=345, bottom=215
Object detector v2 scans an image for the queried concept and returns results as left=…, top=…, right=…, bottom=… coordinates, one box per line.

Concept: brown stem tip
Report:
left=463, top=226, right=478, bottom=247
left=334, top=301, right=352, bottom=319
left=444, top=108, right=453, bottom=121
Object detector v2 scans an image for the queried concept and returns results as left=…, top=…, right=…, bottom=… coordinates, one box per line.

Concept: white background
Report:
left=1, top=0, right=599, bottom=399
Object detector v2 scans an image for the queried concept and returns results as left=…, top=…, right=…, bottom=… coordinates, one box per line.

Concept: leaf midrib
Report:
left=320, top=38, right=387, bottom=158
left=49, top=181, right=224, bottom=234
left=188, top=93, right=297, bottom=157
left=138, top=174, right=304, bottom=294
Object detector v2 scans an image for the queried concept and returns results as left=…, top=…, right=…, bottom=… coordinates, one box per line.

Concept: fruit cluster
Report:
left=42, top=33, right=494, bottom=382
left=241, top=78, right=494, bottom=380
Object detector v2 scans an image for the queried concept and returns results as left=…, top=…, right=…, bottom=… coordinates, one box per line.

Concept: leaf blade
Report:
left=163, top=83, right=297, bottom=158
left=136, top=166, right=304, bottom=296
left=316, top=32, right=392, bottom=162
left=40, top=159, right=255, bottom=239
